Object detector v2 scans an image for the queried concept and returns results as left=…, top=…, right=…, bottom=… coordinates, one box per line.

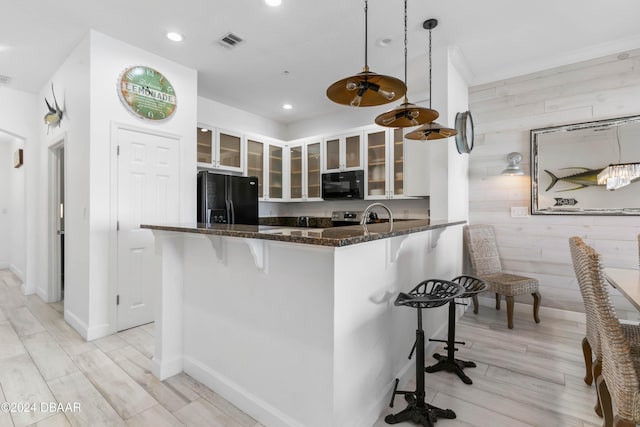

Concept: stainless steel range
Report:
left=331, top=211, right=362, bottom=226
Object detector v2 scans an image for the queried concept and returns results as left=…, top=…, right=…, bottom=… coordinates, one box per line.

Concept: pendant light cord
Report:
left=428, top=26, right=432, bottom=109
left=404, top=0, right=407, bottom=87
left=364, top=0, right=369, bottom=71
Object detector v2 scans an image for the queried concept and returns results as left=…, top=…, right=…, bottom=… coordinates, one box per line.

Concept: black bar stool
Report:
left=385, top=279, right=464, bottom=427
left=425, top=275, right=486, bottom=384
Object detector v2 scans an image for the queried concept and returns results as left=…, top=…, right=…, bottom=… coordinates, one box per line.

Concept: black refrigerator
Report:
left=197, top=171, right=259, bottom=225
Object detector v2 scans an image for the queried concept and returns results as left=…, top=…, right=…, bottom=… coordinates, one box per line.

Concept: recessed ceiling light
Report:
left=265, top=0, right=282, bottom=6
left=167, top=32, right=183, bottom=42
left=283, top=104, right=293, bottom=110
left=376, top=36, right=394, bottom=47
left=200, top=128, right=209, bottom=133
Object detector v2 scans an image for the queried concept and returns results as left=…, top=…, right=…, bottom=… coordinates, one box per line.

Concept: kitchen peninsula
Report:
left=143, top=218, right=466, bottom=427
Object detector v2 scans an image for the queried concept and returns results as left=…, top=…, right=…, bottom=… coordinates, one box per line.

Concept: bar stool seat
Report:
left=385, top=279, right=464, bottom=427
left=425, top=275, right=487, bottom=384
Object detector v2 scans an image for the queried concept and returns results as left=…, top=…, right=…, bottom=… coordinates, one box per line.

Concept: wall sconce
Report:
left=501, top=152, right=525, bottom=176
left=13, top=149, right=23, bottom=168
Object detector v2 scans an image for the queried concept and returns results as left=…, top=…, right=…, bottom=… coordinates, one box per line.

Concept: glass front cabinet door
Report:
left=197, top=125, right=244, bottom=173
left=247, top=138, right=265, bottom=198
left=306, top=142, right=322, bottom=199
left=323, top=131, right=363, bottom=172
left=289, top=145, right=303, bottom=200
left=268, top=144, right=283, bottom=200
left=287, top=141, right=322, bottom=201
left=364, top=127, right=406, bottom=199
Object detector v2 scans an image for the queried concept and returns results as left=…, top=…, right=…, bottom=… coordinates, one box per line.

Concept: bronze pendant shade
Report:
left=406, top=122, right=458, bottom=140
left=326, top=0, right=406, bottom=107
left=375, top=100, right=438, bottom=127
left=375, top=0, right=437, bottom=128
left=326, top=69, right=406, bottom=107
left=405, top=19, right=457, bottom=140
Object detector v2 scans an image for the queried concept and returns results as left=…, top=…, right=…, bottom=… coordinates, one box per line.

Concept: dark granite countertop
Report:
left=141, top=219, right=466, bottom=247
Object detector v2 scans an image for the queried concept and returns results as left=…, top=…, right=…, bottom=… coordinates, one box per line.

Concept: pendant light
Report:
left=326, top=0, right=407, bottom=107
left=374, top=0, right=438, bottom=127
left=406, top=19, right=457, bottom=140
left=596, top=126, right=640, bottom=190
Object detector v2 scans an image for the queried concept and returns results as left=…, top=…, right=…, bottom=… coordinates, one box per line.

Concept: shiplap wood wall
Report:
left=468, top=49, right=640, bottom=320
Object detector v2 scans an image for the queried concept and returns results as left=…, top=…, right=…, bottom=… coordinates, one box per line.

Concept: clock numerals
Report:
left=119, top=66, right=176, bottom=121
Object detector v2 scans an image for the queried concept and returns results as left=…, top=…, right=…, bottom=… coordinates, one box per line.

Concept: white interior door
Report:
left=117, top=128, right=180, bottom=331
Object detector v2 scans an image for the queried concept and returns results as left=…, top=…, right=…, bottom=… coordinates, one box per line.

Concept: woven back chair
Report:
left=463, top=224, right=541, bottom=329
left=573, top=238, right=640, bottom=426
left=569, top=237, right=601, bottom=386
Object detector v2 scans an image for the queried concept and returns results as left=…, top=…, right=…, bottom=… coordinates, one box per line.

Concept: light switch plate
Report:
left=511, top=206, right=529, bottom=217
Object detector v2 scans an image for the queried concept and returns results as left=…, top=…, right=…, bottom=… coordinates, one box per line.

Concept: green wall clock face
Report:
left=118, top=65, right=177, bottom=121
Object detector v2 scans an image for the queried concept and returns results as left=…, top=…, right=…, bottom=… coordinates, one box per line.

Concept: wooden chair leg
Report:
left=582, top=337, right=593, bottom=385
left=597, top=374, right=614, bottom=427
left=495, top=293, right=501, bottom=310
left=506, top=296, right=514, bottom=329
left=532, top=292, right=541, bottom=323
left=593, top=358, right=603, bottom=418
left=472, top=295, right=479, bottom=314
left=613, top=416, right=637, bottom=427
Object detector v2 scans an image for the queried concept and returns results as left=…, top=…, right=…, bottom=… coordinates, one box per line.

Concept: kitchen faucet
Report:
left=361, top=202, right=393, bottom=232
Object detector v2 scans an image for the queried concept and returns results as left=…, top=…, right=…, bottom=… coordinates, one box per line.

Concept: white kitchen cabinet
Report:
left=246, top=137, right=265, bottom=198
left=246, top=134, right=285, bottom=201
left=323, top=131, right=363, bottom=172
left=364, top=127, right=415, bottom=199
left=288, top=140, right=322, bottom=201
left=197, top=125, right=244, bottom=173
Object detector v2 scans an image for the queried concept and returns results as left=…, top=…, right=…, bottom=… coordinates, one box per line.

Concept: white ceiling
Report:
left=1, top=0, right=640, bottom=125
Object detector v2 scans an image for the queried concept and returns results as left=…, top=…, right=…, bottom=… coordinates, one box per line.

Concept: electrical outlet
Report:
left=511, top=206, right=528, bottom=217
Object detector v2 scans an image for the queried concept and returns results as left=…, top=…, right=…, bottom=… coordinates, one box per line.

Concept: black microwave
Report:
left=322, top=170, right=364, bottom=200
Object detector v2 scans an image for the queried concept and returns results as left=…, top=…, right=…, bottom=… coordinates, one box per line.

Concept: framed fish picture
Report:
left=531, top=114, right=640, bottom=215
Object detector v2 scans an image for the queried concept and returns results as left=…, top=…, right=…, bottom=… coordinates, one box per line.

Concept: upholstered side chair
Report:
left=463, top=224, right=541, bottom=329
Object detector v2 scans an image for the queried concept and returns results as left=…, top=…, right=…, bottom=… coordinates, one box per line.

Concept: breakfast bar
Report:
left=143, top=219, right=465, bottom=427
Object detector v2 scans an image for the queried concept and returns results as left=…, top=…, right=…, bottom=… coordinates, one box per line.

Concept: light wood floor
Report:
left=0, top=269, right=604, bottom=427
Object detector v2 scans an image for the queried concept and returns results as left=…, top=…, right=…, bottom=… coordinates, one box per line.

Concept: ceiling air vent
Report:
left=219, top=32, right=244, bottom=49
left=0, top=75, right=11, bottom=85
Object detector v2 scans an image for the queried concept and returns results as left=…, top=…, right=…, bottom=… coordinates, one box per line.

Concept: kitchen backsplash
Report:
left=258, top=198, right=429, bottom=219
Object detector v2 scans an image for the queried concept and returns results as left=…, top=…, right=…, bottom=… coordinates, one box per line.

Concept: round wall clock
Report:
left=455, top=111, right=474, bottom=154
left=118, top=65, right=177, bottom=121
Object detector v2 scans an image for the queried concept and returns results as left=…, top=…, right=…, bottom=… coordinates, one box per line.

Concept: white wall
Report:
left=9, top=138, right=25, bottom=278
left=87, top=31, right=198, bottom=339
left=0, top=87, right=37, bottom=293
left=428, top=47, right=470, bottom=221
left=198, top=97, right=287, bottom=140
left=36, top=31, right=198, bottom=339
left=38, top=34, right=92, bottom=332
left=468, top=48, right=640, bottom=319
left=0, top=142, right=9, bottom=267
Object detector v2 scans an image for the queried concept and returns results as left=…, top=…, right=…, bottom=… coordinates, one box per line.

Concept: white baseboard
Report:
left=152, top=356, right=183, bottom=381
left=184, top=356, right=305, bottom=427
left=86, top=323, right=110, bottom=341
left=476, top=295, right=586, bottom=323
left=8, top=264, right=24, bottom=282
left=63, top=308, right=110, bottom=341
left=36, top=287, right=49, bottom=302
left=64, top=309, right=89, bottom=340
